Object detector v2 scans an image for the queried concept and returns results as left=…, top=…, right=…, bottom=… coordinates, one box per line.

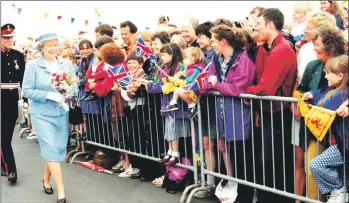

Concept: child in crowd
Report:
left=113, top=54, right=145, bottom=178
left=140, top=43, right=190, bottom=165
left=161, top=47, right=206, bottom=113
left=291, top=2, right=312, bottom=43
left=302, top=55, right=349, bottom=203
left=61, top=48, right=80, bottom=74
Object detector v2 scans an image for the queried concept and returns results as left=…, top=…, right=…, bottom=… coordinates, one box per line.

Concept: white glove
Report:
left=47, top=92, right=64, bottom=103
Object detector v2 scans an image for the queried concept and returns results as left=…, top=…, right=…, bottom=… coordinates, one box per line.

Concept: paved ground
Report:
left=1, top=128, right=219, bottom=203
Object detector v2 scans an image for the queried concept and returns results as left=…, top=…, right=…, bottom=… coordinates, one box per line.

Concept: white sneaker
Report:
left=327, top=188, right=348, bottom=203
left=26, top=132, right=37, bottom=140
left=118, top=166, right=140, bottom=178
left=112, top=160, right=124, bottom=170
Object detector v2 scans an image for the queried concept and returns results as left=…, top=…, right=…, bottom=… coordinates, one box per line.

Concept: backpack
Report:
left=162, top=157, right=193, bottom=194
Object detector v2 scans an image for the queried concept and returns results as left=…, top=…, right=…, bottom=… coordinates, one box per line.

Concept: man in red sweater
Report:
left=245, top=8, right=297, bottom=203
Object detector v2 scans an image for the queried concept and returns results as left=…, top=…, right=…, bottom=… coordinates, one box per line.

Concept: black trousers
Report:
left=254, top=110, right=294, bottom=203
left=229, top=139, right=255, bottom=203
left=1, top=90, right=18, bottom=174
left=125, top=104, right=166, bottom=180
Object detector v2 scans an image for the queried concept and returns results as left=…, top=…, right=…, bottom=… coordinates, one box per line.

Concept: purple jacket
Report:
left=147, top=63, right=190, bottom=119
left=200, top=50, right=256, bottom=141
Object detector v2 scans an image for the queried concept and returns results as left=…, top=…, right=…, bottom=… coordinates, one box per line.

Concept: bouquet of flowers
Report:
left=50, top=72, right=75, bottom=111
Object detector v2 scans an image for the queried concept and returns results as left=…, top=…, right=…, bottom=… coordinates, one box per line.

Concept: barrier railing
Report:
left=65, top=89, right=347, bottom=203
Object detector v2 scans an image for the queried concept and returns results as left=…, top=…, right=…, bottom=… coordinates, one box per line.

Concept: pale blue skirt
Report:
left=31, top=113, right=69, bottom=162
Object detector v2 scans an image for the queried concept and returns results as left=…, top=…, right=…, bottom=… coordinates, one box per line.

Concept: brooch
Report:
left=14, top=60, right=19, bottom=70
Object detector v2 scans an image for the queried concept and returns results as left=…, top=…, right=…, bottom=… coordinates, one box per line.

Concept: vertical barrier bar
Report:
left=281, top=102, right=286, bottom=191
left=260, top=100, right=265, bottom=186
left=241, top=98, right=247, bottom=181
left=232, top=97, right=238, bottom=178
left=250, top=98, right=256, bottom=183
left=270, top=101, right=275, bottom=188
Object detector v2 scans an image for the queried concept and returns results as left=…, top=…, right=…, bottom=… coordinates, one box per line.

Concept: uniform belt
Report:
left=0, top=83, right=20, bottom=90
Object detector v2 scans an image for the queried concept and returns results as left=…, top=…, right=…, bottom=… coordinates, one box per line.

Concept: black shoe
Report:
left=8, top=172, right=17, bottom=183
left=130, top=174, right=141, bottom=179
left=83, top=94, right=98, bottom=102
left=43, top=179, right=54, bottom=195
left=140, top=177, right=151, bottom=182
left=1, top=168, right=7, bottom=177
left=57, top=197, right=66, bottom=203
left=79, top=94, right=89, bottom=101
left=161, top=104, right=179, bottom=113
left=187, top=105, right=197, bottom=119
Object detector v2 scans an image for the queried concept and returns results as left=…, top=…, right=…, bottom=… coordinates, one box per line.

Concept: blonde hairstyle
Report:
left=321, top=55, right=349, bottom=105
left=294, top=2, right=313, bottom=14
left=170, top=34, right=186, bottom=50
left=183, top=17, right=200, bottom=30
left=184, top=47, right=205, bottom=64
left=61, top=48, right=76, bottom=64
left=131, top=31, right=153, bottom=45
left=308, top=11, right=337, bottom=29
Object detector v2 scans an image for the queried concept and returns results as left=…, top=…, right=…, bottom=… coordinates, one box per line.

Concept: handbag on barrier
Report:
left=69, top=97, right=84, bottom=125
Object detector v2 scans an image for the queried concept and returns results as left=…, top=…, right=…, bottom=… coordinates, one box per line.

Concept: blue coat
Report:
left=22, top=55, right=77, bottom=116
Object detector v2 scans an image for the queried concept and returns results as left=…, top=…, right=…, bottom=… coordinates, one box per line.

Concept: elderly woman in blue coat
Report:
left=22, top=33, right=77, bottom=203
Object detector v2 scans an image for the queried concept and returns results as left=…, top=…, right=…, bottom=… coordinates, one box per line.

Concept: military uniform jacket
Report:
left=1, top=49, right=25, bottom=112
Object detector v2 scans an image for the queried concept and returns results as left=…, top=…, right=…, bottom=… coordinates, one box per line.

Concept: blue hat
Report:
left=38, top=33, right=58, bottom=42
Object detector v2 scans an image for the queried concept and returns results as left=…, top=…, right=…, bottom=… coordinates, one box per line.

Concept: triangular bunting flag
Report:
left=12, top=3, right=16, bottom=8
left=58, top=16, right=62, bottom=20
left=71, top=18, right=75, bottom=24
left=98, top=22, right=102, bottom=25
left=44, top=13, right=48, bottom=19
left=85, top=20, right=89, bottom=26
left=95, top=8, right=100, bottom=17
left=17, top=8, right=22, bottom=15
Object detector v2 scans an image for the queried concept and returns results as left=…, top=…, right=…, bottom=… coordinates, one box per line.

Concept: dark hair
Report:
left=195, top=21, right=215, bottom=39
left=258, top=8, right=284, bottom=31
left=210, top=25, right=246, bottom=50
left=120, top=20, right=138, bottom=34
left=100, top=43, right=125, bottom=65
left=214, top=18, right=233, bottom=27
left=111, top=25, right=117, bottom=29
left=79, top=39, right=93, bottom=50
left=95, top=35, right=114, bottom=49
left=127, top=54, right=144, bottom=64
left=160, top=43, right=183, bottom=76
left=152, top=31, right=171, bottom=44
left=250, top=6, right=265, bottom=15
left=95, top=24, right=114, bottom=37
left=313, top=27, right=346, bottom=57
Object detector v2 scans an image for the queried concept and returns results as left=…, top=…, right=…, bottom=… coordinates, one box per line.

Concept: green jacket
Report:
left=297, top=59, right=325, bottom=93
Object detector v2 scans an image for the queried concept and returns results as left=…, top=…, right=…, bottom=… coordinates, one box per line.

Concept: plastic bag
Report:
left=215, top=180, right=238, bottom=203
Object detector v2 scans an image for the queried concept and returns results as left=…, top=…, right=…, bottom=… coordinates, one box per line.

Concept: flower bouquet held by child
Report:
left=50, top=72, right=75, bottom=112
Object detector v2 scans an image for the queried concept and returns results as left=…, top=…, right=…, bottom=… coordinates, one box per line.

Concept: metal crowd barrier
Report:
left=68, top=89, right=347, bottom=203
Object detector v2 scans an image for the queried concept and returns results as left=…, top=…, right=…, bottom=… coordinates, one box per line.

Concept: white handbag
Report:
left=215, top=179, right=238, bottom=203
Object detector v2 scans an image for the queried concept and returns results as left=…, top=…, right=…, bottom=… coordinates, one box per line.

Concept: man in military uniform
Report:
left=1, top=23, right=25, bottom=183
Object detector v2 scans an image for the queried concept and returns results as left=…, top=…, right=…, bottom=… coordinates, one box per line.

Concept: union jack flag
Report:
left=104, top=62, right=131, bottom=87
left=184, top=62, right=212, bottom=91
left=136, top=36, right=157, bottom=62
